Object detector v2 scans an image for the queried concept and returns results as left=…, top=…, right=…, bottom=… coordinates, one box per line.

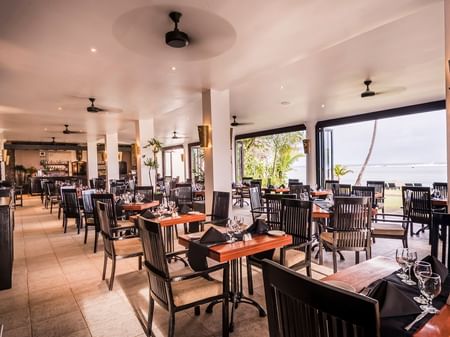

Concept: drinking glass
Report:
left=395, top=248, right=408, bottom=279
left=226, top=220, right=235, bottom=242
left=413, top=261, right=432, bottom=304
left=402, top=248, right=418, bottom=285
left=419, top=273, right=442, bottom=314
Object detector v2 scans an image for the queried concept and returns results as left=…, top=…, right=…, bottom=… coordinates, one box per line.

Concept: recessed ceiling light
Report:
left=321, top=104, right=326, bottom=108
left=280, top=101, right=291, bottom=106
left=280, top=85, right=284, bottom=90
left=58, top=106, right=62, bottom=110
left=171, top=66, right=176, bottom=71
left=44, top=128, right=48, bottom=131
left=90, top=47, right=97, bottom=53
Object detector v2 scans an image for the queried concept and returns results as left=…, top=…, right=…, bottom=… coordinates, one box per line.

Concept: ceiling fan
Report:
left=86, top=97, right=122, bottom=113
left=231, top=115, right=254, bottom=127
left=164, top=131, right=188, bottom=140
left=50, top=137, right=56, bottom=144
left=360, top=80, right=405, bottom=98
left=166, top=11, right=190, bottom=48
left=63, top=124, right=85, bottom=135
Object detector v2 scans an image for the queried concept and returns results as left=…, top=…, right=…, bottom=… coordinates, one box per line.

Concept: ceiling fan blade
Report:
left=375, top=86, right=406, bottom=96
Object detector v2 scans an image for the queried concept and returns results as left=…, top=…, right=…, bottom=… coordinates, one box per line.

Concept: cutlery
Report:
left=404, top=310, right=430, bottom=331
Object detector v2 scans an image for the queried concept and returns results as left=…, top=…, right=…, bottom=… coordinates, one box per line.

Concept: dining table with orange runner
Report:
left=120, top=200, right=159, bottom=211
left=178, top=230, right=292, bottom=331
left=431, top=198, right=448, bottom=207
left=322, top=256, right=450, bottom=337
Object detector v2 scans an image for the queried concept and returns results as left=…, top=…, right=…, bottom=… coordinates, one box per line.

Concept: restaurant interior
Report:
left=1, top=1, right=450, bottom=337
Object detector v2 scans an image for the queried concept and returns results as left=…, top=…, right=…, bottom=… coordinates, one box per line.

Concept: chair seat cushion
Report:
left=272, top=248, right=305, bottom=268
left=114, top=237, right=143, bottom=256
left=117, top=220, right=135, bottom=228
left=86, top=217, right=95, bottom=225
left=171, top=275, right=222, bottom=307
left=320, top=232, right=333, bottom=244
left=372, top=223, right=405, bottom=236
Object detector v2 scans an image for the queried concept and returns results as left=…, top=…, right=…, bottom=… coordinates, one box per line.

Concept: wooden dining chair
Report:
left=204, top=191, right=230, bottom=227
left=61, top=188, right=83, bottom=234
left=319, top=196, right=372, bottom=273
left=289, top=184, right=311, bottom=199
left=96, top=201, right=142, bottom=290
left=367, top=180, right=385, bottom=214
left=249, top=187, right=266, bottom=222
left=264, top=193, right=297, bottom=230
left=352, top=185, right=376, bottom=207
left=371, top=190, right=412, bottom=248
left=262, top=259, right=380, bottom=337
left=324, top=179, right=339, bottom=191
left=138, top=216, right=229, bottom=337
left=402, top=186, right=432, bottom=236
left=247, top=198, right=313, bottom=295
left=82, top=189, right=97, bottom=252
left=333, top=183, right=352, bottom=196
left=135, top=185, right=154, bottom=202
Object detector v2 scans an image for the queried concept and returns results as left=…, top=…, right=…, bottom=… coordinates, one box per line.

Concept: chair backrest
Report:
left=265, top=194, right=297, bottom=230
left=96, top=201, right=114, bottom=256
left=289, top=184, right=311, bottom=199
left=45, top=182, right=57, bottom=197
left=62, top=189, right=80, bottom=217
left=352, top=186, right=375, bottom=207
left=324, top=179, right=339, bottom=190
left=138, top=216, right=171, bottom=308
left=81, top=189, right=96, bottom=214
left=176, top=186, right=193, bottom=206
left=431, top=212, right=450, bottom=268
left=135, top=185, right=154, bottom=202
left=281, top=198, right=312, bottom=245
left=91, top=193, right=117, bottom=228
left=402, top=186, right=432, bottom=225
left=211, top=191, right=230, bottom=223
left=0, top=187, right=12, bottom=198
left=288, top=179, right=300, bottom=186
left=367, top=180, right=385, bottom=198
left=242, top=176, right=253, bottom=186
left=249, top=187, right=262, bottom=211
left=262, top=259, right=380, bottom=337
left=333, top=183, right=352, bottom=196
left=432, top=182, right=448, bottom=199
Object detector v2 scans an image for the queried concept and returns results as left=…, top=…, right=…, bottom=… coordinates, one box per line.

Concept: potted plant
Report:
left=333, top=164, right=353, bottom=181
left=142, top=138, right=162, bottom=186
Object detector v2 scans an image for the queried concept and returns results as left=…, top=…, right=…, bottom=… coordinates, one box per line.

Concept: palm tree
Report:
left=143, top=138, right=163, bottom=186
left=354, top=120, right=378, bottom=186
left=334, top=164, right=353, bottom=181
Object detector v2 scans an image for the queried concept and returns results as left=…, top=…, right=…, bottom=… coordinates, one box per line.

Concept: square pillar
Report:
left=87, top=140, right=98, bottom=181
left=135, top=119, right=155, bottom=186
left=446, top=0, right=450, bottom=209
left=105, top=133, right=119, bottom=184
left=202, top=89, right=232, bottom=214
left=305, top=120, right=317, bottom=187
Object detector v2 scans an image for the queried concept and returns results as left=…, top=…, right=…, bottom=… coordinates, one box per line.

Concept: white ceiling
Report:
left=0, top=0, right=445, bottom=146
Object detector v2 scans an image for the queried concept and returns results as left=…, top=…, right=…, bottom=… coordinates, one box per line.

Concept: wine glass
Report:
left=226, top=220, right=235, bottom=242
left=413, top=261, right=432, bottom=304
left=395, top=248, right=408, bottom=279
left=168, top=201, right=175, bottom=214
left=419, top=272, right=441, bottom=314
left=402, top=248, right=418, bottom=285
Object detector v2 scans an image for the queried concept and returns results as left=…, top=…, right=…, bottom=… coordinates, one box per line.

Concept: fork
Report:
left=404, top=310, right=430, bottom=331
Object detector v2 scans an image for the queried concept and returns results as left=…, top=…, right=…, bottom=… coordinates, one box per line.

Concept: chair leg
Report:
left=194, top=306, right=200, bottom=316
left=355, top=251, right=360, bottom=264
left=246, top=258, right=254, bottom=295
left=403, top=238, right=408, bottom=248
left=58, top=205, right=62, bottom=220
left=102, top=254, right=108, bottom=280
left=63, top=216, right=67, bottom=233
left=147, top=297, right=155, bottom=337
left=84, top=224, right=89, bottom=244
left=306, top=246, right=312, bottom=277
left=109, top=257, right=116, bottom=290
left=222, top=291, right=229, bottom=337
left=94, top=231, right=99, bottom=253
left=168, top=313, right=175, bottom=337
left=318, top=240, right=324, bottom=265
left=50, top=201, right=53, bottom=214
left=332, top=248, right=337, bottom=273
left=138, top=256, right=142, bottom=270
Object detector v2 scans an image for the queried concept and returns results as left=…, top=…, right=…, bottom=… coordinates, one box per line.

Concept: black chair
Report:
left=97, top=201, right=142, bottom=290
left=91, top=193, right=135, bottom=232
left=45, top=182, right=60, bottom=213
left=402, top=186, right=432, bottom=237
left=352, top=185, right=376, bottom=208
left=175, top=185, right=193, bottom=209
left=333, top=183, right=352, bottom=196
left=135, top=185, right=154, bottom=202
left=319, top=196, right=372, bottom=272
left=367, top=180, right=385, bottom=214
left=249, top=187, right=266, bottom=222
left=431, top=212, right=450, bottom=268
left=433, top=182, right=448, bottom=199
left=262, top=259, right=380, bottom=337
left=372, top=190, right=412, bottom=248
left=324, top=179, right=339, bottom=190
left=137, top=216, right=229, bottom=337
left=264, top=193, right=297, bottom=230
left=289, top=184, right=310, bottom=199
left=287, top=179, right=300, bottom=186
left=247, top=198, right=313, bottom=295
left=61, top=188, right=83, bottom=234
left=82, top=189, right=98, bottom=252
left=204, top=191, right=230, bottom=227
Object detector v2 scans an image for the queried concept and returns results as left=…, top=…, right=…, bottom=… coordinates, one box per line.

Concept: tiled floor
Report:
left=0, top=196, right=431, bottom=337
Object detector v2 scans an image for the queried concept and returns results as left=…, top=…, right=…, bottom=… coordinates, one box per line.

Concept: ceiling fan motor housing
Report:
left=166, top=11, right=189, bottom=48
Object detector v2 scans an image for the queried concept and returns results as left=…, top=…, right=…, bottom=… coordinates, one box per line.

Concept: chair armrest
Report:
left=170, top=263, right=227, bottom=282
left=111, top=225, right=136, bottom=232
left=166, top=249, right=188, bottom=258
left=111, top=234, right=140, bottom=241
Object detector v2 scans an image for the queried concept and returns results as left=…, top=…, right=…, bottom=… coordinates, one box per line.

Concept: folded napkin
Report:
left=247, top=218, right=269, bottom=234
left=187, top=240, right=209, bottom=271
left=140, top=210, right=158, bottom=219
left=421, top=255, right=449, bottom=281
left=180, top=204, right=192, bottom=215
left=199, top=227, right=228, bottom=244
left=367, top=279, right=421, bottom=318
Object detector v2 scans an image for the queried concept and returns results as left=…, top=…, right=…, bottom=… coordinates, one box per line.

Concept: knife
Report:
left=404, top=310, right=430, bottom=331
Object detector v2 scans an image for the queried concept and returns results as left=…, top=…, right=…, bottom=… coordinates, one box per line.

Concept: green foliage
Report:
left=334, top=164, right=353, bottom=180
left=143, top=138, right=163, bottom=154
left=241, top=131, right=304, bottom=186
left=143, top=157, right=159, bottom=169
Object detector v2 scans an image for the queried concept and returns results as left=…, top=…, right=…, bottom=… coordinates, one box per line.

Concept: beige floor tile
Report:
left=30, top=295, right=79, bottom=323
left=0, top=308, right=30, bottom=332
left=32, top=310, right=87, bottom=337
left=2, top=325, right=32, bottom=337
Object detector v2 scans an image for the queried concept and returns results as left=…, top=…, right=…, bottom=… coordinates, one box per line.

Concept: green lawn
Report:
left=384, top=188, right=403, bottom=213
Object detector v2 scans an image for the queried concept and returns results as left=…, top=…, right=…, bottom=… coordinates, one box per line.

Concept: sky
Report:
left=330, top=109, right=447, bottom=166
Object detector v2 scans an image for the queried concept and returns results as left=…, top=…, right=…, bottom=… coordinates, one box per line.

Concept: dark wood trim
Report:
left=235, top=124, right=306, bottom=140
left=187, top=142, right=200, bottom=180
left=6, top=142, right=132, bottom=152
left=316, top=100, right=445, bottom=128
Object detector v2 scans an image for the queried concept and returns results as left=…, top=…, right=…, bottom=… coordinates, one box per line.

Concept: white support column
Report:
left=0, top=139, right=5, bottom=181
left=445, top=0, right=450, bottom=208
left=105, top=133, right=119, bottom=185
left=135, top=119, right=154, bottom=186
left=202, top=89, right=233, bottom=214
left=305, top=120, right=317, bottom=187
left=87, top=140, right=98, bottom=181
left=183, top=142, right=189, bottom=180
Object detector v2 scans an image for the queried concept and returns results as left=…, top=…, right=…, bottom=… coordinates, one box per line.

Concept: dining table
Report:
left=431, top=198, right=448, bottom=207
left=178, top=229, right=292, bottom=332
left=322, top=256, right=450, bottom=337
left=120, top=200, right=160, bottom=211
